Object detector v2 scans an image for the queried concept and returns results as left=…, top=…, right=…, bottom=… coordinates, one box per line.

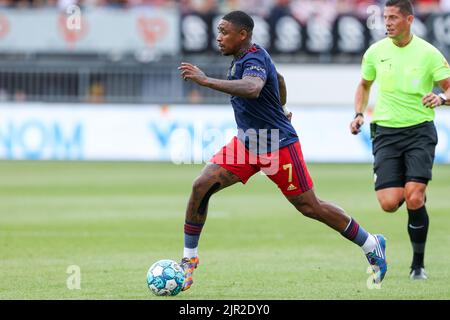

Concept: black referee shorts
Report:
left=371, top=121, right=438, bottom=191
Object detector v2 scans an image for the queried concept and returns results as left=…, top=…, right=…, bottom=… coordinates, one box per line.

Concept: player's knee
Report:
left=192, top=176, right=222, bottom=199
left=288, top=193, right=320, bottom=220
left=296, top=203, right=319, bottom=220
left=192, top=176, right=209, bottom=195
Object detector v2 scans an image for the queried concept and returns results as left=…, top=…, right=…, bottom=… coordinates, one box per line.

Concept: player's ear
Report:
left=239, top=29, right=249, bottom=41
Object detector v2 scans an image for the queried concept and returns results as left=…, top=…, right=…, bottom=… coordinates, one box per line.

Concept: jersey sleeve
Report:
left=429, top=48, right=450, bottom=82
left=242, top=55, right=267, bottom=82
left=361, top=47, right=376, bottom=81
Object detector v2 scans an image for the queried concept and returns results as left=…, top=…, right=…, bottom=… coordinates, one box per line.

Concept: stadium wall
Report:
left=1, top=104, right=449, bottom=163
left=276, top=64, right=378, bottom=106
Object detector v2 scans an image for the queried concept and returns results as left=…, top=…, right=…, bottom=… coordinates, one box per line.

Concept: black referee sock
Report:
left=407, top=206, right=429, bottom=268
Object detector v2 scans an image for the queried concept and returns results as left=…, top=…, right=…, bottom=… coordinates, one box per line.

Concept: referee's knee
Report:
left=379, top=199, right=401, bottom=213
left=405, top=193, right=425, bottom=210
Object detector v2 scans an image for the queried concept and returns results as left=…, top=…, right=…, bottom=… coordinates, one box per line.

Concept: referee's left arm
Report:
left=422, top=78, right=450, bottom=108
left=439, top=78, right=450, bottom=106
left=423, top=52, right=450, bottom=108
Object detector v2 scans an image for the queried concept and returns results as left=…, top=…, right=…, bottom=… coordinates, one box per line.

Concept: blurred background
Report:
left=0, top=0, right=449, bottom=162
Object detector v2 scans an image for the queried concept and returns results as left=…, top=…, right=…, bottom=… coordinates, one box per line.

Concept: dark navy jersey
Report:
left=227, top=44, right=298, bottom=154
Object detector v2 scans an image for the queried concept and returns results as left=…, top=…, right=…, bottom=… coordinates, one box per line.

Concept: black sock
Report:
left=407, top=206, right=429, bottom=268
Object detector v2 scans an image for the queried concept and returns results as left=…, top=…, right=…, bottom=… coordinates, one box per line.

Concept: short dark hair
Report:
left=222, top=11, right=254, bottom=33
left=385, top=0, right=414, bottom=16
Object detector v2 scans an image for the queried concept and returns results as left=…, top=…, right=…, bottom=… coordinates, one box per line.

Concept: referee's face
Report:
left=384, top=6, right=413, bottom=40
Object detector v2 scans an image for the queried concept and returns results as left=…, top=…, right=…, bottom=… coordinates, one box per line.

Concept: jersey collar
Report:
left=233, top=44, right=258, bottom=62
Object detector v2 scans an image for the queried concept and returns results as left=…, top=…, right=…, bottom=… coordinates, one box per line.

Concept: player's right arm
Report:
left=178, top=62, right=264, bottom=98
left=351, top=79, right=373, bottom=135
left=203, top=76, right=264, bottom=99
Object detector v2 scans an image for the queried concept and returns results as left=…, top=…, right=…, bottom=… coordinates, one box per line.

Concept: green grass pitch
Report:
left=0, top=161, right=449, bottom=299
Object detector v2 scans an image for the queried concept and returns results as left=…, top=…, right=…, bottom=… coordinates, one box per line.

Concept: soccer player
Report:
left=350, top=0, right=450, bottom=280
left=178, top=10, right=387, bottom=291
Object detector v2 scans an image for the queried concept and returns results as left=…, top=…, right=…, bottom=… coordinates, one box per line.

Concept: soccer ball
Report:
left=147, top=259, right=184, bottom=296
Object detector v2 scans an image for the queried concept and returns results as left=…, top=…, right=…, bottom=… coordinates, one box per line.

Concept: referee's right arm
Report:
left=351, top=79, right=373, bottom=135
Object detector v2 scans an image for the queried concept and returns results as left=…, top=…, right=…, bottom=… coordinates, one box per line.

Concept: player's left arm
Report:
left=178, top=62, right=264, bottom=98
left=277, top=71, right=292, bottom=121
left=277, top=71, right=292, bottom=122
left=277, top=72, right=287, bottom=106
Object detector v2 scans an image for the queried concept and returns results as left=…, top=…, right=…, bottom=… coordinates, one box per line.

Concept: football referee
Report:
left=350, top=0, right=450, bottom=280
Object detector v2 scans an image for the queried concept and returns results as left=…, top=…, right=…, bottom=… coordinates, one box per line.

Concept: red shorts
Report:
left=210, top=137, right=313, bottom=196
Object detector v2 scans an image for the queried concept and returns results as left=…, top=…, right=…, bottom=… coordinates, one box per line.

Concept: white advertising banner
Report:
left=0, top=104, right=449, bottom=163
left=0, top=8, right=179, bottom=55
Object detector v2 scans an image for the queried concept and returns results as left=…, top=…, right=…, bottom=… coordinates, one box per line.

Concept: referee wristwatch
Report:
left=438, top=93, right=447, bottom=106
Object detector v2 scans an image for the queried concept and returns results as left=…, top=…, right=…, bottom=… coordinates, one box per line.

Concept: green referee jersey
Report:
left=362, top=35, right=450, bottom=128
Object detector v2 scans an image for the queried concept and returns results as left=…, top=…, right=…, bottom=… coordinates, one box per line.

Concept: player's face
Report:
left=384, top=6, right=413, bottom=40
left=216, top=20, right=248, bottom=56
